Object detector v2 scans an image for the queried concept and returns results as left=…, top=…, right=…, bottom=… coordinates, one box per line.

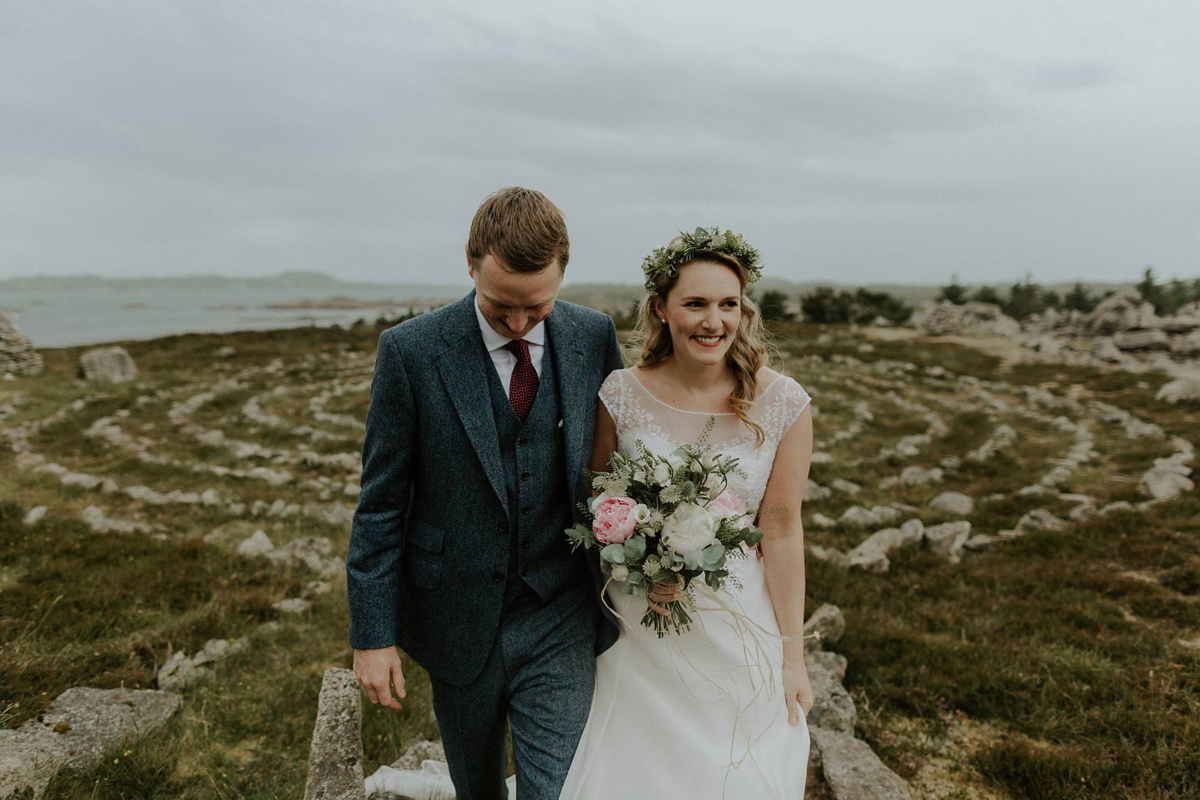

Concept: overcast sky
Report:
left=2, top=1, right=1198, bottom=287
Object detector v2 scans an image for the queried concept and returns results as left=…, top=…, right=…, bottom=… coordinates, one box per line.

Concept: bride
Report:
left=559, top=228, right=814, bottom=799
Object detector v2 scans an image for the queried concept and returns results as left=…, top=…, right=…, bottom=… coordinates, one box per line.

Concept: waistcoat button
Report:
left=491, top=572, right=504, bottom=583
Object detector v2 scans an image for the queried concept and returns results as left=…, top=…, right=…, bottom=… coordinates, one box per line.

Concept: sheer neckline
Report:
left=625, top=369, right=786, bottom=417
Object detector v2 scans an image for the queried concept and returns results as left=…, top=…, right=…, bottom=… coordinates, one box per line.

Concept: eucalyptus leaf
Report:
left=683, top=550, right=702, bottom=570
left=701, top=543, right=725, bottom=568
left=601, top=543, right=626, bottom=564
left=624, top=535, right=647, bottom=561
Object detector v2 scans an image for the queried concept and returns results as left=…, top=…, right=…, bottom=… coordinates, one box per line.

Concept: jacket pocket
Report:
left=404, top=554, right=442, bottom=590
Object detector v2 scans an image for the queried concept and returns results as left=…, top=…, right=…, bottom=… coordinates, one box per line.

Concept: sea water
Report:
left=0, top=285, right=462, bottom=348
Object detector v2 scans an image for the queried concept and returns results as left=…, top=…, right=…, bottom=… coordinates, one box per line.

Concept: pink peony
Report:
left=708, top=487, right=747, bottom=524
left=592, top=495, right=638, bottom=544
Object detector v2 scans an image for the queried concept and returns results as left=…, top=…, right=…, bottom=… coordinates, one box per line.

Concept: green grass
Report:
left=2, top=319, right=1199, bottom=797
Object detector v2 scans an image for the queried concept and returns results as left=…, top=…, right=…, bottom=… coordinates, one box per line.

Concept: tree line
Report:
left=936, top=268, right=1200, bottom=321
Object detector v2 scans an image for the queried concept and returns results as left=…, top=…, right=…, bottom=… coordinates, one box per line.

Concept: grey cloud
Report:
left=1028, top=58, right=1117, bottom=92
left=0, top=1, right=1198, bottom=285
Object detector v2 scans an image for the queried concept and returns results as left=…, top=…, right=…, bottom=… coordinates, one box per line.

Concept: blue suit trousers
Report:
left=429, top=584, right=598, bottom=800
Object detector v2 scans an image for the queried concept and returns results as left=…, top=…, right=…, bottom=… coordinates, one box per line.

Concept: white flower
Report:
left=634, top=504, right=652, bottom=525
left=589, top=492, right=610, bottom=513
left=700, top=453, right=716, bottom=471
left=652, top=463, right=672, bottom=485
left=661, top=502, right=720, bottom=553
left=611, top=565, right=629, bottom=581
left=633, top=470, right=647, bottom=484
left=666, top=453, right=686, bottom=470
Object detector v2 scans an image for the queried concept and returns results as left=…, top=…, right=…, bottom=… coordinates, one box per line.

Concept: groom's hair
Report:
left=467, top=187, right=570, bottom=273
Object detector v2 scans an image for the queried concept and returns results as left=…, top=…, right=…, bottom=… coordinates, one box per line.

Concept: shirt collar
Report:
left=474, top=294, right=547, bottom=352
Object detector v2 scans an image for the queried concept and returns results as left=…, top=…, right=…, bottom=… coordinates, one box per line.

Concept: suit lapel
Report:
left=437, top=293, right=509, bottom=515
left=546, top=304, right=589, bottom=496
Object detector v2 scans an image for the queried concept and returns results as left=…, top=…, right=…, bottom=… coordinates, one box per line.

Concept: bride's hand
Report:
left=647, top=576, right=684, bottom=616
left=783, top=659, right=814, bottom=726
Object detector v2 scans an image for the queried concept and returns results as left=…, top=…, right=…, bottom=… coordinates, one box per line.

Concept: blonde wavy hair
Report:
left=628, top=250, right=774, bottom=446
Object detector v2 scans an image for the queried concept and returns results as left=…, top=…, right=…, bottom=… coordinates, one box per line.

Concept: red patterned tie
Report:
left=504, top=339, right=539, bottom=422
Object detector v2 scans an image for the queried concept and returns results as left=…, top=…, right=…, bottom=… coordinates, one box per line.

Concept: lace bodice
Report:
left=598, top=368, right=812, bottom=512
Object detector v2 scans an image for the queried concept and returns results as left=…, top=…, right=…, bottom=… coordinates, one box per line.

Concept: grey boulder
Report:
left=80, top=346, right=138, bottom=383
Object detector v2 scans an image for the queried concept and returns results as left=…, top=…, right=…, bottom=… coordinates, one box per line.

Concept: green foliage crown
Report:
left=642, top=227, right=763, bottom=294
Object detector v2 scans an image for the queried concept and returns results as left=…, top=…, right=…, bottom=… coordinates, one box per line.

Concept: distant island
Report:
left=264, top=296, right=404, bottom=310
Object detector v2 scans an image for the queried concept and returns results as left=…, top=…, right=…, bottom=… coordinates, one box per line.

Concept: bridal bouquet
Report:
left=566, top=438, right=764, bottom=637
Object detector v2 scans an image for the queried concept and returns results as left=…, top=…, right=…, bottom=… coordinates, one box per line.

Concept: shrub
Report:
left=972, top=286, right=1004, bottom=306
left=1062, top=283, right=1098, bottom=313
left=938, top=274, right=969, bottom=305
left=755, top=289, right=795, bottom=322
left=799, top=287, right=913, bottom=325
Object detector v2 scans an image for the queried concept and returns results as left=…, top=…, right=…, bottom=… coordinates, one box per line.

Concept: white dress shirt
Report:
left=474, top=295, right=546, bottom=398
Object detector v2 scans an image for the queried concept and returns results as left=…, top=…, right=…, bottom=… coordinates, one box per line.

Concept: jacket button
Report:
left=498, top=521, right=509, bottom=532
left=521, top=506, right=531, bottom=515
left=520, top=472, right=530, bottom=481
left=518, top=437, right=529, bottom=447
left=491, top=572, right=504, bottom=583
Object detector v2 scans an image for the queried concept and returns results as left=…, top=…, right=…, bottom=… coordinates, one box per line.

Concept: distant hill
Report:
left=2, top=270, right=1137, bottom=314
left=0, top=271, right=467, bottom=295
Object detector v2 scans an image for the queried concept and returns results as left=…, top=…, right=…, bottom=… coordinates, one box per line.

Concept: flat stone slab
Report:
left=810, top=726, right=911, bottom=800
left=805, top=658, right=857, bottom=733
left=0, top=687, right=181, bottom=798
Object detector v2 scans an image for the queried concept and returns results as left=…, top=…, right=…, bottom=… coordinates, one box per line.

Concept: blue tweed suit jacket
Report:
left=347, top=292, right=623, bottom=686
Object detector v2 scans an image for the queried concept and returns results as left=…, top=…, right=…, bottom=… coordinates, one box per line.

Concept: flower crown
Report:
left=641, top=227, right=763, bottom=294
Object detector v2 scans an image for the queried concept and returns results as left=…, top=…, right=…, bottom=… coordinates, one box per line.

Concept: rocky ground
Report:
left=2, top=318, right=1198, bottom=799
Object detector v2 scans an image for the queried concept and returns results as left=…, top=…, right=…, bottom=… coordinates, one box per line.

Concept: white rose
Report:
left=652, top=463, right=672, bottom=485
left=700, top=453, right=716, bottom=471
left=666, top=453, right=686, bottom=470
left=661, top=503, right=720, bottom=554
left=611, top=565, right=629, bottom=581
left=634, top=504, right=652, bottom=525
left=633, top=470, right=647, bottom=484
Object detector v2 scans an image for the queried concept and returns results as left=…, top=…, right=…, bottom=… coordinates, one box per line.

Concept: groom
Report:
left=347, top=187, right=622, bottom=799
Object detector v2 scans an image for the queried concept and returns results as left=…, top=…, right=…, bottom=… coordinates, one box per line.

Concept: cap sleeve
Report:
left=762, top=376, right=812, bottom=444
left=598, top=369, right=632, bottom=431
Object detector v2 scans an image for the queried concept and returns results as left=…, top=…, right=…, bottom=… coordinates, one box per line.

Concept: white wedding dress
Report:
left=559, top=368, right=813, bottom=800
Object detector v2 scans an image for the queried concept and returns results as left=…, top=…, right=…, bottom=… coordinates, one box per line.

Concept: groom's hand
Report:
left=353, top=646, right=407, bottom=710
